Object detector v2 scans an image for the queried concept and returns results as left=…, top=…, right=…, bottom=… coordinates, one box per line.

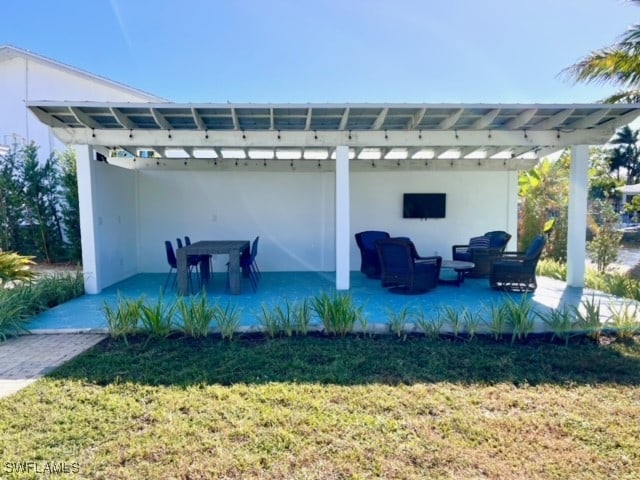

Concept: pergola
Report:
left=28, top=101, right=640, bottom=293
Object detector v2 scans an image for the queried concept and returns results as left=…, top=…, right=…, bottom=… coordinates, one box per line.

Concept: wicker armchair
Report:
left=452, top=231, right=512, bottom=277
left=376, top=237, right=442, bottom=294
left=355, top=230, right=390, bottom=278
left=489, top=235, right=546, bottom=292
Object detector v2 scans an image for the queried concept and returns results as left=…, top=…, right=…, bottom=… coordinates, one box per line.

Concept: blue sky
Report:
left=2, top=0, right=638, bottom=103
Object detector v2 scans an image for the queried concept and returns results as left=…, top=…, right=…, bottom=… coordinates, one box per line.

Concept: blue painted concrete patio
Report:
left=27, top=270, right=624, bottom=333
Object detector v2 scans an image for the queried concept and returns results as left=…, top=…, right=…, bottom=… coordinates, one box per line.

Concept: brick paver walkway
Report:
left=0, top=334, right=106, bottom=398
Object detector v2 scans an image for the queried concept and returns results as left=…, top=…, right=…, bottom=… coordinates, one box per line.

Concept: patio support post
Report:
left=75, top=144, right=100, bottom=294
left=567, top=144, right=589, bottom=287
left=335, top=145, right=350, bottom=290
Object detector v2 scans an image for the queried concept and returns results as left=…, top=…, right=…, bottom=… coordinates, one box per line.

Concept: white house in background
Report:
left=0, top=45, right=163, bottom=158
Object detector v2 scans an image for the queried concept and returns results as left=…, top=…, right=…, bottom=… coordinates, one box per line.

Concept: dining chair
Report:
left=227, top=236, right=260, bottom=292
left=164, top=240, right=194, bottom=293
left=176, top=238, right=201, bottom=289
left=185, top=235, right=213, bottom=272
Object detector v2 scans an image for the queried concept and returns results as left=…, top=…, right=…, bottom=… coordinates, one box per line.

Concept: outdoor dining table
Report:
left=176, top=240, right=250, bottom=295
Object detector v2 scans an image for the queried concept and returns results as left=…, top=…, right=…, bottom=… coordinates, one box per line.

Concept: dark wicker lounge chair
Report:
left=452, top=230, right=512, bottom=277
left=355, top=230, right=390, bottom=278
left=489, top=235, right=546, bottom=292
left=376, top=237, right=442, bottom=294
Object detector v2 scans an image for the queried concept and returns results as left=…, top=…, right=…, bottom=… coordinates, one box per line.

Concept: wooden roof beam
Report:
left=505, top=108, right=537, bottom=129
left=439, top=108, right=464, bottom=129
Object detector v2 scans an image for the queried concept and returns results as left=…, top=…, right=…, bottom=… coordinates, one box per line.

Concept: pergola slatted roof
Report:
left=30, top=102, right=639, bottom=131
left=27, top=102, right=640, bottom=169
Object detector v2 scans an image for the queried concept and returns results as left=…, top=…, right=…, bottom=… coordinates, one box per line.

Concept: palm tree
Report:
left=563, top=1, right=640, bottom=104
left=608, top=125, right=640, bottom=184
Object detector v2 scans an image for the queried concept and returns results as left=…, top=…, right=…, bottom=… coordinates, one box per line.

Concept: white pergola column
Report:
left=567, top=144, right=589, bottom=287
left=335, top=145, right=350, bottom=290
left=75, top=144, right=100, bottom=294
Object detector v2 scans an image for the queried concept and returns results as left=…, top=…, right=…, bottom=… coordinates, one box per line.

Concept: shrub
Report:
left=273, top=301, right=296, bottom=337
left=503, top=295, right=535, bottom=343
left=31, top=271, right=84, bottom=309
left=176, top=292, right=215, bottom=338
left=573, top=296, right=604, bottom=341
left=213, top=302, right=241, bottom=340
left=608, top=301, right=640, bottom=339
left=387, top=306, right=411, bottom=339
left=537, top=306, right=578, bottom=346
left=103, top=293, right=143, bottom=344
left=311, top=292, right=363, bottom=337
left=258, top=303, right=280, bottom=338
left=484, top=302, right=508, bottom=341
left=536, top=258, right=567, bottom=280
left=462, top=307, right=482, bottom=340
left=415, top=307, right=444, bottom=338
left=440, top=305, right=462, bottom=338
left=0, top=285, right=30, bottom=340
left=587, top=199, right=622, bottom=273
left=0, top=250, right=36, bottom=285
left=292, top=299, right=312, bottom=336
left=139, top=292, right=177, bottom=338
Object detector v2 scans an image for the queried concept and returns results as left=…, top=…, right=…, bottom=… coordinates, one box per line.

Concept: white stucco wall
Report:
left=133, top=168, right=516, bottom=275
left=351, top=170, right=515, bottom=265
left=0, top=53, right=159, bottom=158
left=91, top=161, right=140, bottom=288
left=137, top=170, right=336, bottom=273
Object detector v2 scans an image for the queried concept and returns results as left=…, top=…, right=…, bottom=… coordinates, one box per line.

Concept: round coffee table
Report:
left=440, top=260, right=475, bottom=286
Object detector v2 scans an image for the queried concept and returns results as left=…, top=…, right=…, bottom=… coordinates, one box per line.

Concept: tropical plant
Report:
left=538, top=307, right=578, bottom=346
left=387, top=306, right=411, bottom=339
left=536, top=258, right=567, bottom=280
left=572, top=296, right=604, bottom=341
left=258, top=303, right=280, bottom=338
left=608, top=301, right=640, bottom=339
left=31, top=270, right=84, bottom=309
left=624, top=194, right=640, bottom=221
left=587, top=199, right=623, bottom=273
left=589, top=147, right=624, bottom=201
left=0, top=284, right=30, bottom=340
left=461, top=307, right=482, bottom=340
left=440, top=305, right=462, bottom=338
left=139, top=292, right=177, bottom=338
left=503, top=295, right=535, bottom=343
left=0, top=250, right=36, bottom=285
left=608, top=126, right=640, bottom=184
left=103, top=293, right=143, bottom=344
left=518, top=155, right=570, bottom=260
left=485, top=302, right=508, bottom=341
left=213, top=302, right=241, bottom=340
left=292, top=299, right=312, bottom=335
left=414, top=307, right=444, bottom=338
left=176, top=292, right=215, bottom=338
left=563, top=4, right=640, bottom=104
left=273, top=301, right=296, bottom=337
left=310, top=291, right=363, bottom=337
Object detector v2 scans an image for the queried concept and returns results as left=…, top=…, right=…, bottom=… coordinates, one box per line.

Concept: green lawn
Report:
left=1, top=334, right=640, bottom=479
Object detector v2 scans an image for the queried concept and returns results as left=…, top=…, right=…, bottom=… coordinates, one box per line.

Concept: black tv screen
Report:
left=403, top=193, right=446, bottom=219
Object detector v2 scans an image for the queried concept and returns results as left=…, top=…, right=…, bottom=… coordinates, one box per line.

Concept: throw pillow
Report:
left=468, top=235, right=490, bottom=249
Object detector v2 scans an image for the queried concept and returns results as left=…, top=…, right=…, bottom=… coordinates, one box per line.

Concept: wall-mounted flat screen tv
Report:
left=403, top=193, right=446, bottom=219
